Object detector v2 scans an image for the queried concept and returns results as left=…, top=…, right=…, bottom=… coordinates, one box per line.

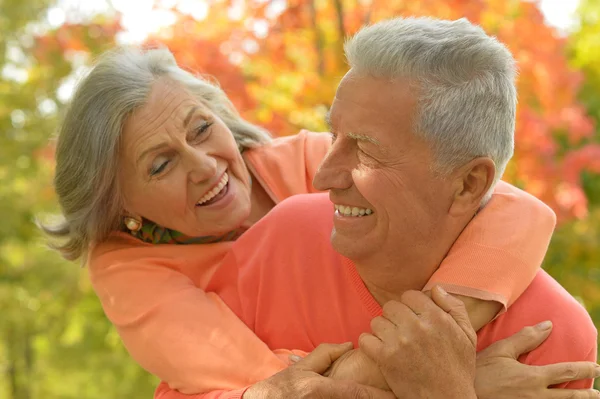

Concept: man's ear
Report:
left=448, top=157, right=496, bottom=216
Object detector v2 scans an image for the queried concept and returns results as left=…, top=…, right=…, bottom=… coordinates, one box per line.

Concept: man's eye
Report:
left=329, top=132, right=338, bottom=143
left=150, top=160, right=169, bottom=176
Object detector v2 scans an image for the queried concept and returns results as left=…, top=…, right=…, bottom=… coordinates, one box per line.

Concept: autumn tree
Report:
left=0, top=2, right=156, bottom=398
left=2, top=0, right=599, bottom=397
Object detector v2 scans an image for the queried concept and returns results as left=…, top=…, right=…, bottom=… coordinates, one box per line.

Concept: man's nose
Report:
left=186, top=148, right=218, bottom=184
left=313, top=139, right=354, bottom=191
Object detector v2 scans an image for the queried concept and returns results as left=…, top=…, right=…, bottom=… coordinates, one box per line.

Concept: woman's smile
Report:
left=196, top=171, right=229, bottom=206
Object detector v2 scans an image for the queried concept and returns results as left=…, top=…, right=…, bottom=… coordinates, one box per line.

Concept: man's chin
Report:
left=330, top=229, right=367, bottom=261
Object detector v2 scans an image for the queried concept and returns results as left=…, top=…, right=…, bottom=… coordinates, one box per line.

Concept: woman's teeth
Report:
left=197, top=173, right=229, bottom=205
left=334, top=204, right=373, bottom=217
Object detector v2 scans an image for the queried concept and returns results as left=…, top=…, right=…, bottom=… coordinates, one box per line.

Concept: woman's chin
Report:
left=189, top=208, right=251, bottom=237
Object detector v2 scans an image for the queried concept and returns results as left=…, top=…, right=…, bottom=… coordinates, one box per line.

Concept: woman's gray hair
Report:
left=344, top=17, right=517, bottom=196
left=41, top=46, right=271, bottom=262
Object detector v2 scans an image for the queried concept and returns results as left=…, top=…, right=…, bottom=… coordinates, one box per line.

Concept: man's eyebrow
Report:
left=324, top=111, right=332, bottom=129
left=348, top=132, right=380, bottom=146
left=183, top=105, right=200, bottom=129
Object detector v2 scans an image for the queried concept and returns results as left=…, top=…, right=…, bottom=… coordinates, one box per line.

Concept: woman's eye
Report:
left=150, top=160, right=169, bottom=176
left=329, top=132, right=338, bottom=144
left=194, top=121, right=213, bottom=140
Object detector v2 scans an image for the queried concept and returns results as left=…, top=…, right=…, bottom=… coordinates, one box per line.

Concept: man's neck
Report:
left=354, top=248, right=446, bottom=305
left=349, top=211, right=479, bottom=305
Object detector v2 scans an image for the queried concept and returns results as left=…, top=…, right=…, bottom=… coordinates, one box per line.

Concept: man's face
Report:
left=313, top=70, right=456, bottom=266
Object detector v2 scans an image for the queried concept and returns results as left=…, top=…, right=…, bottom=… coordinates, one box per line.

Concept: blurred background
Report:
left=1, top=0, right=599, bottom=397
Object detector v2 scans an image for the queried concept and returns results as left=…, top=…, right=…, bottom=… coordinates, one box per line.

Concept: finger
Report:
left=350, top=383, right=395, bottom=399
left=541, top=361, right=600, bottom=385
left=289, top=354, right=302, bottom=363
left=370, top=316, right=398, bottom=343
left=430, top=286, right=476, bottom=347
left=326, top=380, right=396, bottom=399
left=294, top=342, right=353, bottom=373
left=381, top=299, right=418, bottom=327
left=358, top=332, right=383, bottom=362
left=546, top=388, right=600, bottom=398
left=478, top=322, right=553, bottom=359
left=400, top=290, right=438, bottom=315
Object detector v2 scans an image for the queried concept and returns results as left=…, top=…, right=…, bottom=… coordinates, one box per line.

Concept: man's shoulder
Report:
left=230, top=193, right=336, bottom=270
left=478, top=270, right=597, bottom=365
left=255, top=193, right=334, bottom=235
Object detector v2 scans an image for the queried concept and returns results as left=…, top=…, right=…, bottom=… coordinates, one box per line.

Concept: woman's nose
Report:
left=186, top=149, right=218, bottom=184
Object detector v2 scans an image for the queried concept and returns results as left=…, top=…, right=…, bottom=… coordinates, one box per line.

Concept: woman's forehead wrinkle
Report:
left=134, top=91, right=190, bottom=140
left=126, top=89, right=193, bottom=167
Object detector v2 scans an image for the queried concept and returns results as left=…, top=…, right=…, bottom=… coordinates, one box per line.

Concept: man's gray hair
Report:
left=42, top=46, right=271, bottom=261
left=345, top=17, right=517, bottom=192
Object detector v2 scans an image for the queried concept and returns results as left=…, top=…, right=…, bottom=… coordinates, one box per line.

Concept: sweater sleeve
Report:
left=89, top=255, right=290, bottom=394
left=424, top=181, right=557, bottom=309
left=154, top=384, right=248, bottom=399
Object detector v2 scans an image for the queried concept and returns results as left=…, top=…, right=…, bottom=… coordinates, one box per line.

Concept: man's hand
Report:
left=476, top=322, right=600, bottom=398
left=359, top=286, right=477, bottom=399
left=243, top=343, right=395, bottom=399
left=325, top=348, right=390, bottom=390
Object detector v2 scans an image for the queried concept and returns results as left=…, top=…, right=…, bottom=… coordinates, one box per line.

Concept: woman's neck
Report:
left=242, top=171, right=276, bottom=228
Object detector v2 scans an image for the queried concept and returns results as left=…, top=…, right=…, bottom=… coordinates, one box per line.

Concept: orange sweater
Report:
left=206, top=194, right=595, bottom=392
left=89, top=131, right=556, bottom=397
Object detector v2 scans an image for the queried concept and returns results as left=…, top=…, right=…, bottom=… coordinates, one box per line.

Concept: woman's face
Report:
left=119, top=78, right=252, bottom=236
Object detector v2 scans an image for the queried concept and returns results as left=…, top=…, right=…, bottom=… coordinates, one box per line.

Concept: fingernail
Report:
left=437, top=286, right=448, bottom=296
left=289, top=355, right=302, bottom=363
left=536, top=321, right=552, bottom=331
left=594, top=364, right=600, bottom=378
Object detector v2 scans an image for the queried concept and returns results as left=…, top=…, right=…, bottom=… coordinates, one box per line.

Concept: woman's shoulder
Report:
left=247, top=130, right=330, bottom=158
left=244, top=130, right=331, bottom=201
left=88, top=232, right=232, bottom=289
left=89, top=232, right=228, bottom=270
left=89, top=231, right=150, bottom=264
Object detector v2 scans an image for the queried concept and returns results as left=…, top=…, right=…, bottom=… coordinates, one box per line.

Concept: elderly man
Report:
left=157, top=17, right=598, bottom=398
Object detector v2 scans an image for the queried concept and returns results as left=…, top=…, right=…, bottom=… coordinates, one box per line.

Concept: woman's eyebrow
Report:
left=183, top=106, right=200, bottom=129
left=137, top=143, right=168, bottom=166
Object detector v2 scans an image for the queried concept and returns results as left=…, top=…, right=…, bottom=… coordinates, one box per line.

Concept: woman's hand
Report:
left=242, top=343, right=395, bottom=399
left=476, top=322, right=600, bottom=398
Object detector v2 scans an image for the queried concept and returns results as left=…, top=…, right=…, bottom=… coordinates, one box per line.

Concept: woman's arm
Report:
left=424, top=181, right=557, bottom=330
left=89, top=254, right=291, bottom=394
left=475, top=323, right=599, bottom=397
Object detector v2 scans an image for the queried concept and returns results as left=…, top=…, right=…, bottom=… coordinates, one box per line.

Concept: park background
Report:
left=1, top=0, right=600, bottom=397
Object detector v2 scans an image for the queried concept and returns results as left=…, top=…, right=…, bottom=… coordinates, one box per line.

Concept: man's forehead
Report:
left=332, top=74, right=416, bottom=126
left=326, top=106, right=382, bottom=147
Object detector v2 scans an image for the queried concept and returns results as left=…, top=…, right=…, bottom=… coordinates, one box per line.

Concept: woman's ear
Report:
left=449, top=157, right=496, bottom=216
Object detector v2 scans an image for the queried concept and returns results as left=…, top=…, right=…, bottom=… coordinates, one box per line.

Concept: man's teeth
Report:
left=197, top=173, right=229, bottom=205
left=334, top=204, right=373, bottom=217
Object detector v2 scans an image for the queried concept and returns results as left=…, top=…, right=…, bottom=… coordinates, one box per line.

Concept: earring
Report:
left=124, top=216, right=142, bottom=232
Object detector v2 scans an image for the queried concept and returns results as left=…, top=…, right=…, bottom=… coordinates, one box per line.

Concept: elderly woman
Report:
left=43, top=46, right=593, bottom=398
